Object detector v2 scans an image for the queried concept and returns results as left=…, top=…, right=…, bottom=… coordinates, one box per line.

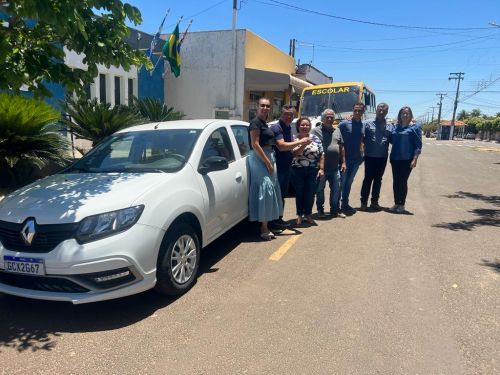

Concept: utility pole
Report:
left=230, top=0, right=238, bottom=117
left=449, top=72, right=465, bottom=140
left=430, top=106, right=437, bottom=125
left=436, top=93, right=447, bottom=140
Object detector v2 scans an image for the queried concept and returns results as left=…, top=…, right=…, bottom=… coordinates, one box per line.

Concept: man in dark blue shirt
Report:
left=271, top=104, right=311, bottom=229
left=338, top=102, right=365, bottom=214
left=360, top=103, right=392, bottom=211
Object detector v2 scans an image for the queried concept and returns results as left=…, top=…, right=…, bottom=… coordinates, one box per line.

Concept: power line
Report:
left=252, top=0, right=497, bottom=30
left=296, top=33, right=498, bottom=52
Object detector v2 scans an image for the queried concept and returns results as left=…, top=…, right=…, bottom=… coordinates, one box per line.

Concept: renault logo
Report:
left=21, top=219, right=36, bottom=245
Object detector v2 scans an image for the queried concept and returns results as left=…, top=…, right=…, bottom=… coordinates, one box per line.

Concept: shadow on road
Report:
left=433, top=191, right=500, bottom=231
left=0, top=220, right=256, bottom=353
left=479, top=259, right=500, bottom=273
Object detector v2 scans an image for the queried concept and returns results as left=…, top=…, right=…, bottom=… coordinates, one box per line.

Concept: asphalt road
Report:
left=0, top=139, right=498, bottom=375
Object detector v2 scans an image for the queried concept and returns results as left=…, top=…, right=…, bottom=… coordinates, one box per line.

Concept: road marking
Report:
left=475, top=147, right=500, bottom=153
left=269, top=235, right=301, bottom=261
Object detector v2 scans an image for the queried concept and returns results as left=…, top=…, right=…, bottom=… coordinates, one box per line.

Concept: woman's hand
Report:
left=410, top=158, right=418, bottom=169
left=341, top=162, right=347, bottom=173
left=317, top=168, right=324, bottom=178
left=265, top=160, right=274, bottom=175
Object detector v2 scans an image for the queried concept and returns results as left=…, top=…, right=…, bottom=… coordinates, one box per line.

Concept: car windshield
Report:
left=66, top=129, right=201, bottom=173
left=301, top=85, right=360, bottom=117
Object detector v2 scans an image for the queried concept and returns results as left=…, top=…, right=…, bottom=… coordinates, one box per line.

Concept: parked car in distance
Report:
left=0, top=120, right=250, bottom=304
left=464, top=132, right=476, bottom=140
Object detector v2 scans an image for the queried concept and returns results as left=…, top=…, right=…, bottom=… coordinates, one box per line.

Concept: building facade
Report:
left=162, top=29, right=312, bottom=121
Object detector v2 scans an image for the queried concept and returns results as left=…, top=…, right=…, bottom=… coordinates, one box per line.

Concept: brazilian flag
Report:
left=163, top=24, right=181, bottom=77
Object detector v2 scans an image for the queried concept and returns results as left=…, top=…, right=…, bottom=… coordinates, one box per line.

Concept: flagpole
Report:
left=179, top=19, right=193, bottom=47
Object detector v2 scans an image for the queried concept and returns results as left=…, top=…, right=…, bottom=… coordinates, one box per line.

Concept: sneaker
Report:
left=359, top=202, right=368, bottom=211
left=271, top=218, right=290, bottom=230
left=331, top=211, right=346, bottom=219
left=342, top=205, right=356, bottom=214
left=317, top=209, right=328, bottom=219
left=388, top=204, right=399, bottom=212
left=370, top=202, right=382, bottom=211
left=304, top=215, right=316, bottom=224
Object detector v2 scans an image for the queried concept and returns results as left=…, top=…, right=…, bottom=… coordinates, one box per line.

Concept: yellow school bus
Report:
left=298, top=82, right=376, bottom=123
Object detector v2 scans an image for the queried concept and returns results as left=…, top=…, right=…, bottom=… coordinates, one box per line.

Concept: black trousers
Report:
left=390, top=159, right=413, bottom=205
left=360, top=156, right=388, bottom=204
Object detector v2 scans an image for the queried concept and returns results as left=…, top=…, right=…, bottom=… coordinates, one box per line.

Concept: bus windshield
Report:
left=301, top=85, right=361, bottom=117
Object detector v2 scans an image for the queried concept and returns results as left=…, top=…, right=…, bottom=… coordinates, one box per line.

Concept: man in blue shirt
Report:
left=338, top=102, right=365, bottom=214
left=271, top=104, right=311, bottom=229
left=360, top=103, right=392, bottom=211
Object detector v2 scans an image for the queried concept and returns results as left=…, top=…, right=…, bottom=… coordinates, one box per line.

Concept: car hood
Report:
left=0, top=173, right=172, bottom=224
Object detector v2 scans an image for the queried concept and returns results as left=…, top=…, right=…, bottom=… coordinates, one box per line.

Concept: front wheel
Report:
left=155, top=222, right=200, bottom=296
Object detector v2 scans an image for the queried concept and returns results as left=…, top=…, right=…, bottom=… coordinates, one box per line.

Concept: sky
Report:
left=125, top=0, right=500, bottom=120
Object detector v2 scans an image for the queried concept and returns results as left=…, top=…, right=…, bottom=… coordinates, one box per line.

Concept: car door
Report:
left=196, top=126, right=241, bottom=242
left=230, top=124, right=250, bottom=222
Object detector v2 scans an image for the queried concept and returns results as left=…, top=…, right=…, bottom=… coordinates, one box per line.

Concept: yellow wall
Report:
left=245, top=31, right=295, bottom=74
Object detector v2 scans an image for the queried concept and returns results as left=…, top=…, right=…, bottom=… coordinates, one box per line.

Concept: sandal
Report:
left=260, top=231, right=275, bottom=241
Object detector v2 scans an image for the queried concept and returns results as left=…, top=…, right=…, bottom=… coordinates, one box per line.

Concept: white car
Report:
left=0, top=119, right=250, bottom=304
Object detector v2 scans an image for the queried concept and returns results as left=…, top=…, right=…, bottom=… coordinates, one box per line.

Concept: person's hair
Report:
left=295, top=117, right=311, bottom=132
left=397, top=106, right=414, bottom=124
left=377, top=102, right=389, bottom=111
left=353, top=102, right=366, bottom=110
left=281, top=104, right=294, bottom=113
left=321, top=108, right=335, bottom=121
left=258, top=97, right=271, bottom=105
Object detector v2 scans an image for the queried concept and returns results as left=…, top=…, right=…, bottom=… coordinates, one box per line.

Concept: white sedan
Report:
left=0, top=119, right=250, bottom=304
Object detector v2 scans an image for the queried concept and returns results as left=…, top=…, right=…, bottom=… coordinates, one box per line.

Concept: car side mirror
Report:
left=198, top=156, right=229, bottom=175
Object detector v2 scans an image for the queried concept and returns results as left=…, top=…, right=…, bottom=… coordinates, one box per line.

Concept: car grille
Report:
left=0, top=272, right=89, bottom=293
left=0, top=220, right=78, bottom=253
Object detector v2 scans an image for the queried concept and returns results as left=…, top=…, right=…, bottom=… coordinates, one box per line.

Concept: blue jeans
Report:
left=316, top=169, right=341, bottom=213
left=291, top=166, right=317, bottom=216
left=340, top=159, right=361, bottom=209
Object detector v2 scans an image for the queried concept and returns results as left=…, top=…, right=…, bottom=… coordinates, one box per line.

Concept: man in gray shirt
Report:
left=360, top=103, right=392, bottom=211
left=311, top=108, right=346, bottom=218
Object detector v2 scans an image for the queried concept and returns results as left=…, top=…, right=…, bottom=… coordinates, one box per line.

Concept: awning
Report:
left=290, top=75, right=312, bottom=91
left=244, top=68, right=312, bottom=92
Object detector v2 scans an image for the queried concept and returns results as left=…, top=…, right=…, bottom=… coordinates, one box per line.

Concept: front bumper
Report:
left=0, top=223, right=164, bottom=304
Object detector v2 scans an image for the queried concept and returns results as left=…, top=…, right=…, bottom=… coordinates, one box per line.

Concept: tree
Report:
left=0, top=93, right=70, bottom=187
left=63, top=97, right=143, bottom=144
left=470, top=108, right=482, bottom=117
left=0, top=0, right=151, bottom=97
left=133, top=97, right=185, bottom=122
left=457, top=110, right=469, bottom=121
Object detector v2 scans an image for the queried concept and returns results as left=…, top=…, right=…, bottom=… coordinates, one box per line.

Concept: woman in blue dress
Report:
left=248, top=97, right=283, bottom=240
left=389, top=106, right=422, bottom=213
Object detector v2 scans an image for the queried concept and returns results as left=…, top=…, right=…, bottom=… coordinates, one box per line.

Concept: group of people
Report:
left=247, top=97, right=422, bottom=240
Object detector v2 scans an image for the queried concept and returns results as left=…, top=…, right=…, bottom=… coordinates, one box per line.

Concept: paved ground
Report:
left=0, top=138, right=498, bottom=374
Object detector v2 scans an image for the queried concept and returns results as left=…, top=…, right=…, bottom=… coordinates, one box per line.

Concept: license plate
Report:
left=3, top=256, right=45, bottom=276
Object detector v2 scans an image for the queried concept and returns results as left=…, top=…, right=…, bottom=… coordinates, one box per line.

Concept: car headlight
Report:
left=76, top=205, right=144, bottom=243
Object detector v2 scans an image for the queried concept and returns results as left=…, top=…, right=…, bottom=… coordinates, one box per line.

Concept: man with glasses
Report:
left=270, top=104, right=311, bottom=230
left=338, top=102, right=365, bottom=215
left=311, top=108, right=346, bottom=218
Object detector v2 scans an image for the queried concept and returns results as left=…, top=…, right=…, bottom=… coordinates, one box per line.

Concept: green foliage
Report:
left=0, top=0, right=151, bottom=97
left=457, top=110, right=469, bottom=121
left=0, top=93, right=69, bottom=169
left=63, top=97, right=143, bottom=143
left=132, top=97, right=185, bottom=122
left=470, top=109, right=482, bottom=117
left=0, top=93, right=70, bottom=187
